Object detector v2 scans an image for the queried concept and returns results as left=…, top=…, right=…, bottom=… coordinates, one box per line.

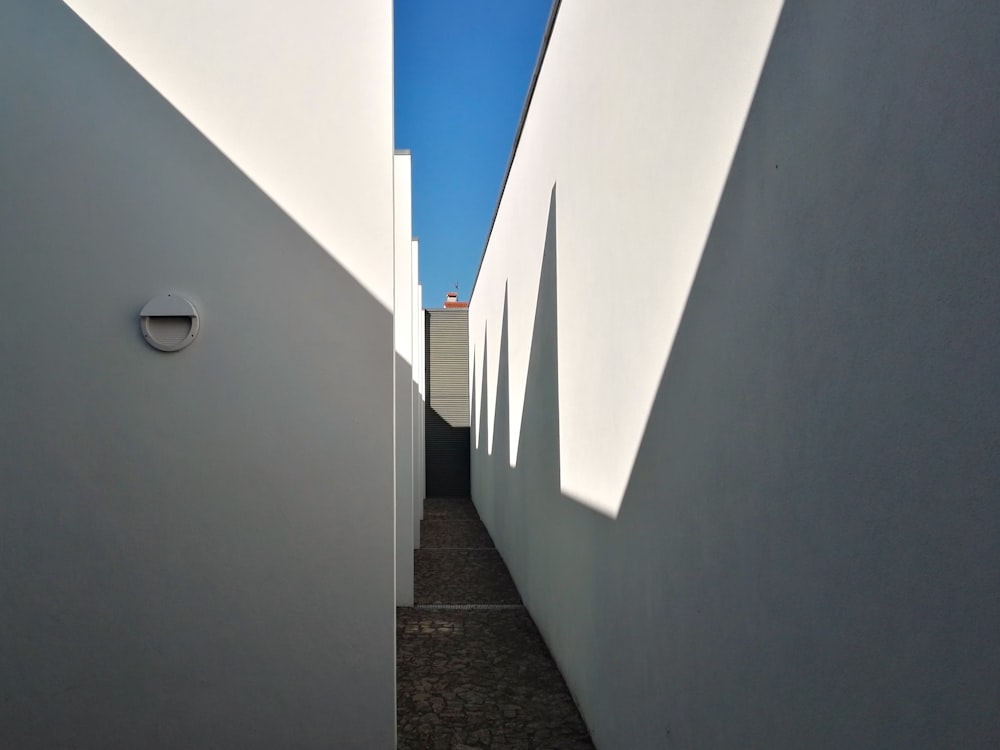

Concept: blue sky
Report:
left=394, top=0, right=552, bottom=308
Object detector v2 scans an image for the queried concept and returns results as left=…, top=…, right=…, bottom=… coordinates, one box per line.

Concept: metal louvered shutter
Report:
left=425, top=309, right=470, bottom=497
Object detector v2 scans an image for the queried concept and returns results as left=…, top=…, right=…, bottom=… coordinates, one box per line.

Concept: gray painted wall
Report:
left=425, top=310, right=471, bottom=498
left=0, top=2, right=395, bottom=747
left=471, top=1, right=1000, bottom=748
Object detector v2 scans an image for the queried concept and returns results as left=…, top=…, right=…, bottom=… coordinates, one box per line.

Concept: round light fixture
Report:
left=140, top=293, right=200, bottom=352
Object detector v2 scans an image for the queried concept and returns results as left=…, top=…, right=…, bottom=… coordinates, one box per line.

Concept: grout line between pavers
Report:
left=413, top=604, right=525, bottom=610
left=422, top=518, right=483, bottom=521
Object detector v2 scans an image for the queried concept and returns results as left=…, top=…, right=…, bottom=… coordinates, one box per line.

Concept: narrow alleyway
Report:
left=397, top=497, right=595, bottom=750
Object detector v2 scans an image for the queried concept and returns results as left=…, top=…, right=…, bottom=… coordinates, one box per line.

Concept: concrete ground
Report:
left=397, top=497, right=595, bottom=750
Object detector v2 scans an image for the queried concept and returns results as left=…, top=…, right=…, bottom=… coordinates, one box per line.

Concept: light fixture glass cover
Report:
left=140, top=293, right=200, bottom=352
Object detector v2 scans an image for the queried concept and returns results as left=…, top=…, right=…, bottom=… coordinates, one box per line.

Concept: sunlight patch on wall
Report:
left=471, top=0, right=786, bottom=519
left=62, top=0, right=394, bottom=309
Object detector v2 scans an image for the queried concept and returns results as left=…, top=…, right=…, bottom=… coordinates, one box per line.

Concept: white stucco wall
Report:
left=471, top=1, right=1000, bottom=748
left=473, top=0, right=785, bottom=518
left=413, top=274, right=427, bottom=536
left=394, top=151, right=415, bottom=605
left=418, top=285, right=427, bottom=509
left=0, top=1, right=395, bottom=747
left=63, top=0, right=395, bottom=309
left=412, top=247, right=423, bottom=547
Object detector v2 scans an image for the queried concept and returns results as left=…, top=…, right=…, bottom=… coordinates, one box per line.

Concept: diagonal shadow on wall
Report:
left=472, top=3, right=1000, bottom=747
left=470, top=343, right=477, bottom=459
left=0, top=3, right=396, bottom=747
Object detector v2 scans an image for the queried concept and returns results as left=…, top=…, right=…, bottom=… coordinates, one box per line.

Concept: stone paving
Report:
left=398, top=497, right=595, bottom=750
left=420, top=519, right=495, bottom=549
left=414, top=549, right=522, bottom=606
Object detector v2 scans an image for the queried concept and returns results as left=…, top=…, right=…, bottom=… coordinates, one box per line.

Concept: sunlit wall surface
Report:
left=472, top=0, right=785, bottom=518
left=412, top=255, right=425, bottom=548
left=395, top=151, right=415, bottom=605
left=0, top=1, right=395, bottom=746
left=62, top=0, right=395, bottom=309
left=470, top=1, right=1000, bottom=747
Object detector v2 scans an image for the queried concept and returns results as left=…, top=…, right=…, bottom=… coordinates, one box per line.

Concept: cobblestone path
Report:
left=397, top=497, right=595, bottom=750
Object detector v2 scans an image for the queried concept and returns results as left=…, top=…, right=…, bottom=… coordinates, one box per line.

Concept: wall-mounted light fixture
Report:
left=140, top=293, right=200, bottom=352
